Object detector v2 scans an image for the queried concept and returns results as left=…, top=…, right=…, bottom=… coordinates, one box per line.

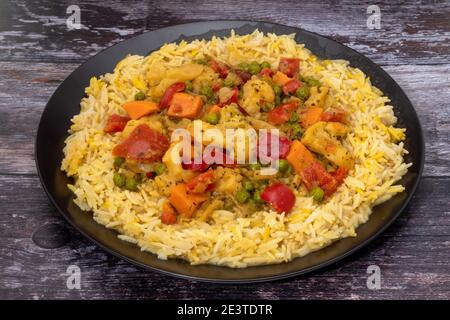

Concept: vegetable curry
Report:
left=104, top=56, right=354, bottom=224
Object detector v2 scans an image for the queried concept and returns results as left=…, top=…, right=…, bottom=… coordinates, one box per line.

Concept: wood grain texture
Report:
left=0, top=0, right=449, bottom=300
left=0, top=175, right=448, bottom=300
left=0, top=62, right=448, bottom=176
left=0, top=0, right=449, bottom=64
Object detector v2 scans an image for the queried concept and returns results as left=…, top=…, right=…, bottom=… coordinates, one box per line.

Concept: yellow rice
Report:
left=61, top=30, right=410, bottom=267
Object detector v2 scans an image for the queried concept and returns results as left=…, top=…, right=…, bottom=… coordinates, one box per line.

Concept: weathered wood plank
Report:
left=0, top=174, right=448, bottom=299
left=0, top=62, right=448, bottom=176
left=0, top=0, right=449, bottom=65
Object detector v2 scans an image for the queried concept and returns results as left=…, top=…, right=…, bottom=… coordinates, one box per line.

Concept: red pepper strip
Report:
left=159, top=82, right=186, bottom=109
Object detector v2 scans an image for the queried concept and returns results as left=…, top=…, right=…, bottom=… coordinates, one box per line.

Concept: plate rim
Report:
left=35, top=19, right=425, bottom=283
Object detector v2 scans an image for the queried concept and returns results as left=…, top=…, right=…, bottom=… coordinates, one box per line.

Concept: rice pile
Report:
left=61, top=30, right=410, bottom=267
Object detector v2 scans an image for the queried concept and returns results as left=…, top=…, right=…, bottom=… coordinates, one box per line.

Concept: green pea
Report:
left=260, top=61, right=271, bottom=69
left=236, top=189, right=250, bottom=203
left=154, top=163, right=166, bottom=176
left=185, top=80, right=193, bottom=91
left=223, top=78, right=234, bottom=87
left=276, top=159, right=291, bottom=173
left=125, top=177, right=138, bottom=191
left=113, top=156, right=125, bottom=169
left=289, top=111, right=299, bottom=123
left=290, top=123, right=304, bottom=140
left=237, top=62, right=250, bottom=72
left=272, top=85, right=282, bottom=97
left=134, top=91, right=146, bottom=101
left=252, top=190, right=264, bottom=204
left=113, top=173, right=126, bottom=188
left=304, top=77, right=321, bottom=87
left=295, top=86, right=310, bottom=100
left=310, top=186, right=324, bottom=202
left=201, top=85, right=214, bottom=99
left=248, top=61, right=261, bottom=75
left=249, top=162, right=261, bottom=171
left=243, top=180, right=255, bottom=192
left=206, top=112, right=220, bottom=125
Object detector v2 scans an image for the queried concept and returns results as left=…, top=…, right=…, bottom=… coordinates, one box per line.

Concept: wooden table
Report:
left=1, top=0, right=449, bottom=300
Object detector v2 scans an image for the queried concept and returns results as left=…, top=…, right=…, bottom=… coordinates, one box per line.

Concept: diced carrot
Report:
left=169, top=183, right=208, bottom=218
left=272, top=71, right=292, bottom=86
left=286, top=140, right=316, bottom=174
left=123, top=100, right=159, bottom=120
left=161, top=200, right=177, bottom=225
left=207, top=104, right=222, bottom=114
left=167, top=93, right=203, bottom=119
left=300, top=107, right=323, bottom=128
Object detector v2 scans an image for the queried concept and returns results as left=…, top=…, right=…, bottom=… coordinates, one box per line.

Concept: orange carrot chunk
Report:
left=169, top=183, right=208, bottom=218
left=167, top=93, right=203, bottom=119
left=123, top=100, right=159, bottom=120
left=272, top=71, right=292, bottom=86
left=286, top=140, right=316, bottom=174
left=161, top=200, right=178, bottom=225
left=300, top=107, right=323, bottom=128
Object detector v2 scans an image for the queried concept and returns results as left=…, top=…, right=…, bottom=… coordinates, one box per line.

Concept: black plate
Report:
left=35, top=21, right=424, bottom=283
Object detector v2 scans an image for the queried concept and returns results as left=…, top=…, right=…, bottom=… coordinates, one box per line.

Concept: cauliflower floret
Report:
left=239, top=78, right=275, bottom=116
left=192, top=66, right=220, bottom=93
left=305, top=86, right=329, bottom=108
left=214, top=167, right=243, bottom=194
left=301, top=121, right=354, bottom=169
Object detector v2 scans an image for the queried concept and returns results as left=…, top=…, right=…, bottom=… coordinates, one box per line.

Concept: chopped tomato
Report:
left=321, top=109, right=348, bottom=123
left=104, top=114, right=130, bottom=133
left=182, top=160, right=209, bottom=172
left=332, top=167, right=348, bottom=184
left=146, top=172, right=155, bottom=179
left=267, top=101, right=298, bottom=125
left=159, top=82, right=186, bottom=108
left=278, top=57, right=300, bottom=77
left=282, top=78, right=302, bottom=95
left=212, top=81, right=222, bottom=92
left=258, top=132, right=291, bottom=162
left=186, top=171, right=216, bottom=193
left=259, top=68, right=275, bottom=77
left=112, top=124, right=169, bottom=163
left=300, top=162, right=344, bottom=196
left=234, top=69, right=252, bottom=83
left=209, top=59, right=229, bottom=78
left=161, top=201, right=177, bottom=225
left=261, top=182, right=296, bottom=214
